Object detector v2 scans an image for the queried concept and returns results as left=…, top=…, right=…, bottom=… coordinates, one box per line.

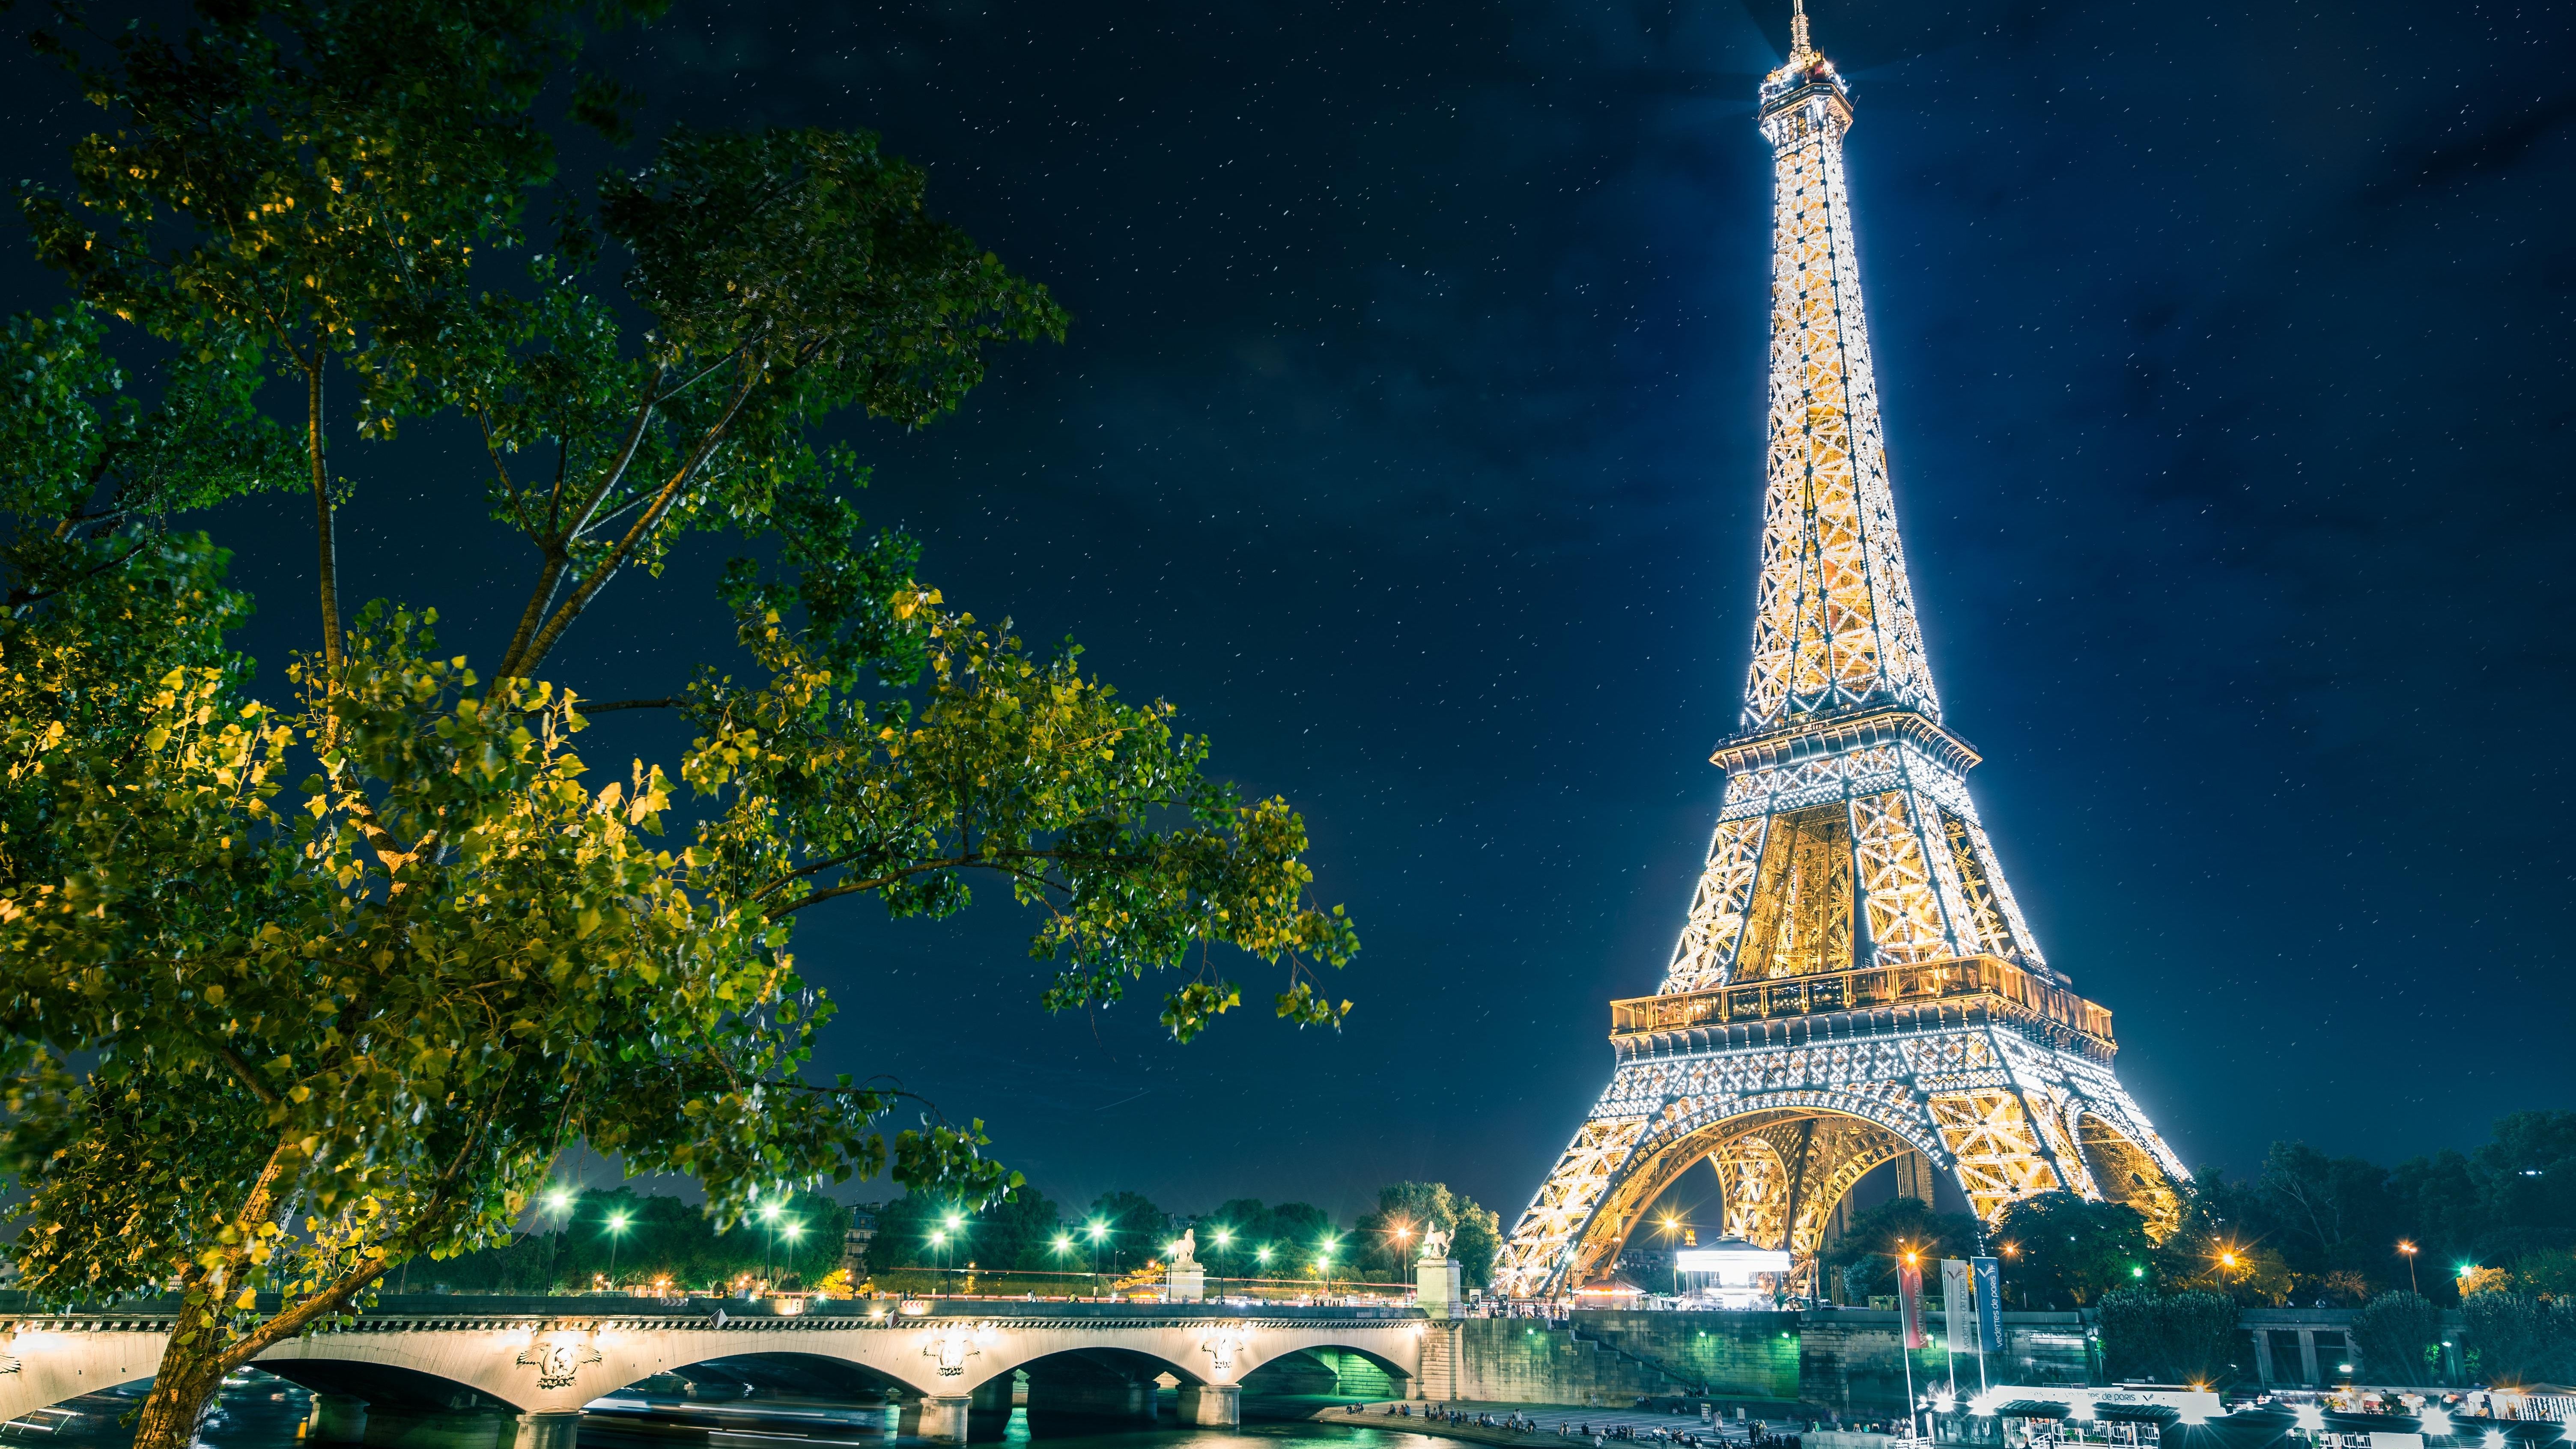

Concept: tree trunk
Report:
left=129, top=1303, right=229, bottom=1449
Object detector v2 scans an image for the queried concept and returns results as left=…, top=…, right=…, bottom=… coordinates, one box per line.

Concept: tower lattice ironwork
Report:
left=1493, top=3, right=2186, bottom=1299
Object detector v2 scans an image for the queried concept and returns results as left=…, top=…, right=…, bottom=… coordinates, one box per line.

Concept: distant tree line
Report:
left=1812, top=1112, right=2576, bottom=1388
left=864, top=1180, right=1503, bottom=1287
left=412, top=1178, right=1505, bottom=1296
left=1819, top=1112, right=2576, bottom=1312
left=407, top=1187, right=849, bottom=1295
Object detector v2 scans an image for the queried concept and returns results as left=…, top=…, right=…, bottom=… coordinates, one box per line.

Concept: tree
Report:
left=2350, top=1291, right=2445, bottom=1387
left=1086, top=1192, right=1171, bottom=1273
left=1246, top=1202, right=1334, bottom=1277
left=2096, top=1288, right=2242, bottom=1386
left=1820, top=1196, right=1983, bottom=1300
left=1452, top=1197, right=1504, bottom=1289
left=1201, top=1198, right=1270, bottom=1279
left=0, top=4, right=1359, bottom=1447
left=1989, top=1192, right=2153, bottom=1308
left=2150, top=1179, right=2296, bottom=1306
left=1348, top=1181, right=1502, bottom=1285
left=2461, top=1291, right=2576, bottom=1387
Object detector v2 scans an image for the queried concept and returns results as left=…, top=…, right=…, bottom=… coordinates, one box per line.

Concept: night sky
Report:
left=4, top=0, right=2573, bottom=1227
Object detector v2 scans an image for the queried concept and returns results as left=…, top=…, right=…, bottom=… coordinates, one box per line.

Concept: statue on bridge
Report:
left=1171, top=1227, right=1201, bottom=1270
left=1419, top=1226, right=1452, bottom=1262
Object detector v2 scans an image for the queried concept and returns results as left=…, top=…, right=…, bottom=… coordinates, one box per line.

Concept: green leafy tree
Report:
left=1354, top=1182, right=1464, bottom=1278
left=1989, top=1192, right=2152, bottom=1308
left=2096, top=1288, right=2243, bottom=1386
left=2461, top=1291, right=2576, bottom=1387
left=1200, top=1198, right=1270, bottom=1279
left=2150, top=1179, right=2296, bottom=1306
left=1350, top=1181, right=1502, bottom=1287
left=1452, top=1197, right=1504, bottom=1289
left=1242, top=1202, right=1333, bottom=1278
left=0, top=3, right=1357, bottom=1447
left=1820, top=1196, right=1983, bottom=1300
left=2350, top=1290, right=2444, bottom=1387
left=1085, top=1191, right=1172, bottom=1274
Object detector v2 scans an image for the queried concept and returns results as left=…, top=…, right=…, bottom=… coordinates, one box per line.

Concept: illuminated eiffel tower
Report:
left=1493, top=2, right=2186, bottom=1298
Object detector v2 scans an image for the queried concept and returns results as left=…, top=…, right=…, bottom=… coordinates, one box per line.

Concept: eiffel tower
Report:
left=1493, top=2, right=2187, bottom=1299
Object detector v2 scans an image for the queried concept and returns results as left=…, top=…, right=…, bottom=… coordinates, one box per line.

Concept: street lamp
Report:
left=781, top=1221, right=804, bottom=1286
left=760, top=1199, right=782, bottom=1285
left=1211, top=1227, right=1234, bottom=1288
left=1657, top=1213, right=1685, bottom=1297
left=1086, top=1220, right=1109, bottom=1298
left=604, top=1210, right=631, bottom=1290
left=2398, top=1240, right=2420, bottom=1295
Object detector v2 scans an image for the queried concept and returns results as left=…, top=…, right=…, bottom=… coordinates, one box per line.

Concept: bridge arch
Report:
left=982, top=1344, right=1193, bottom=1389
left=1238, top=1340, right=1414, bottom=1401
left=0, top=1308, right=1432, bottom=1441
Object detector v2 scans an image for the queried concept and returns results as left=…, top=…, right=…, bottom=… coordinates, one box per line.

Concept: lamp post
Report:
left=781, top=1222, right=804, bottom=1288
left=1212, top=1227, right=1234, bottom=1291
left=605, top=1210, right=631, bottom=1291
left=1901, top=1250, right=1921, bottom=1442
left=542, top=1188, right=574, bottom=1287
left=2398, top=1241, right=2420, bottom=1295
left=1656, top=1214, right=1685, bottom=1297
left=1086, top=1220, right=1109, bottom=1299
left=760, top=1200, right=782, bottom=1286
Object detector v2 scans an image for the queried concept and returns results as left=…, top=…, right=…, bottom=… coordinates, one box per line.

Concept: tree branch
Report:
left=211, top=1044, right=279, bottom=1106
left=578, top=697, right=682, bottom=713
left=7, top=540, right=147, bottom=610
left=511, top=375, right=757, bottom=679
left=306, top=359, right=343, bottom=675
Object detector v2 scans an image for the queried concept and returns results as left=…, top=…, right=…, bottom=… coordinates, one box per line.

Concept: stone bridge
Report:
left=0, top=1298, right=1430, bottom=1446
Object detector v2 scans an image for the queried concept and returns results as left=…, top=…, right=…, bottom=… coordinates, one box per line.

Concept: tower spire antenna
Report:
left=1790, top=0, right=1812, bottom=57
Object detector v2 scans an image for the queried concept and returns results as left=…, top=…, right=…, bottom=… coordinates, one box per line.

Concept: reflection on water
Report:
left=2, top=1373, right=1440, bottom=1449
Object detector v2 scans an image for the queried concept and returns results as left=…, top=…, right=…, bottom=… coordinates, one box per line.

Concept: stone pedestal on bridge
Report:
left=309, top=1394, right=369, bottom=1444
left=901, top=1394, right=974, bottom=1443
left=510, top=1410, right=581, bottom=1449
left=1166, top=1265, right=1206, bottom=1302
left=1177, top=1382, right=1241, bottom=1428
left=1417, top=1256, right=1464, bottom=1318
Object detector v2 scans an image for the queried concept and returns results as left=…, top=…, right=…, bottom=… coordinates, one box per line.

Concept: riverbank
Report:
left=1307, top=1401, right=1875, bottom=1449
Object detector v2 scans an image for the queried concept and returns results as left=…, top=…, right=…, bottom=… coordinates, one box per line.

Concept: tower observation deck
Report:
left=1491, top=3, right=2186, bottom=1300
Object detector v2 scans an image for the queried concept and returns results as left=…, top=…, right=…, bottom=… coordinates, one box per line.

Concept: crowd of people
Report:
left=1348, top=1400, right=1804, bottom=1449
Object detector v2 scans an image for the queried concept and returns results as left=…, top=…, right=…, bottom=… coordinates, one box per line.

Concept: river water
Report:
left=5, top=1372, right=1451, bottom=1449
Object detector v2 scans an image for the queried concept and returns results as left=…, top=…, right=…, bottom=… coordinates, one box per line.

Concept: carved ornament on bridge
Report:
left=1199, top=1324, right=1252, bottom=1380
left=517, top=1328, right=602, bottom=1390
left=921, top=1322, right=997, bottom=1378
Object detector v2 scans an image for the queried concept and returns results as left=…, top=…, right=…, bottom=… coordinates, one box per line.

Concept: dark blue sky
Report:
left=7, top=0, right=2573, bottom=1226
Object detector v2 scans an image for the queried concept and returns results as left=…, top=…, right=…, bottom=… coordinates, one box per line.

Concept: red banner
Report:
left=1898, top=1259, right=1926, bottom=1349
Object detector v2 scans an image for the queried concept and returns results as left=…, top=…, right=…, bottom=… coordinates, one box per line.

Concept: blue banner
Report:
left=1972, top=1256, right=2004, bottom=1352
